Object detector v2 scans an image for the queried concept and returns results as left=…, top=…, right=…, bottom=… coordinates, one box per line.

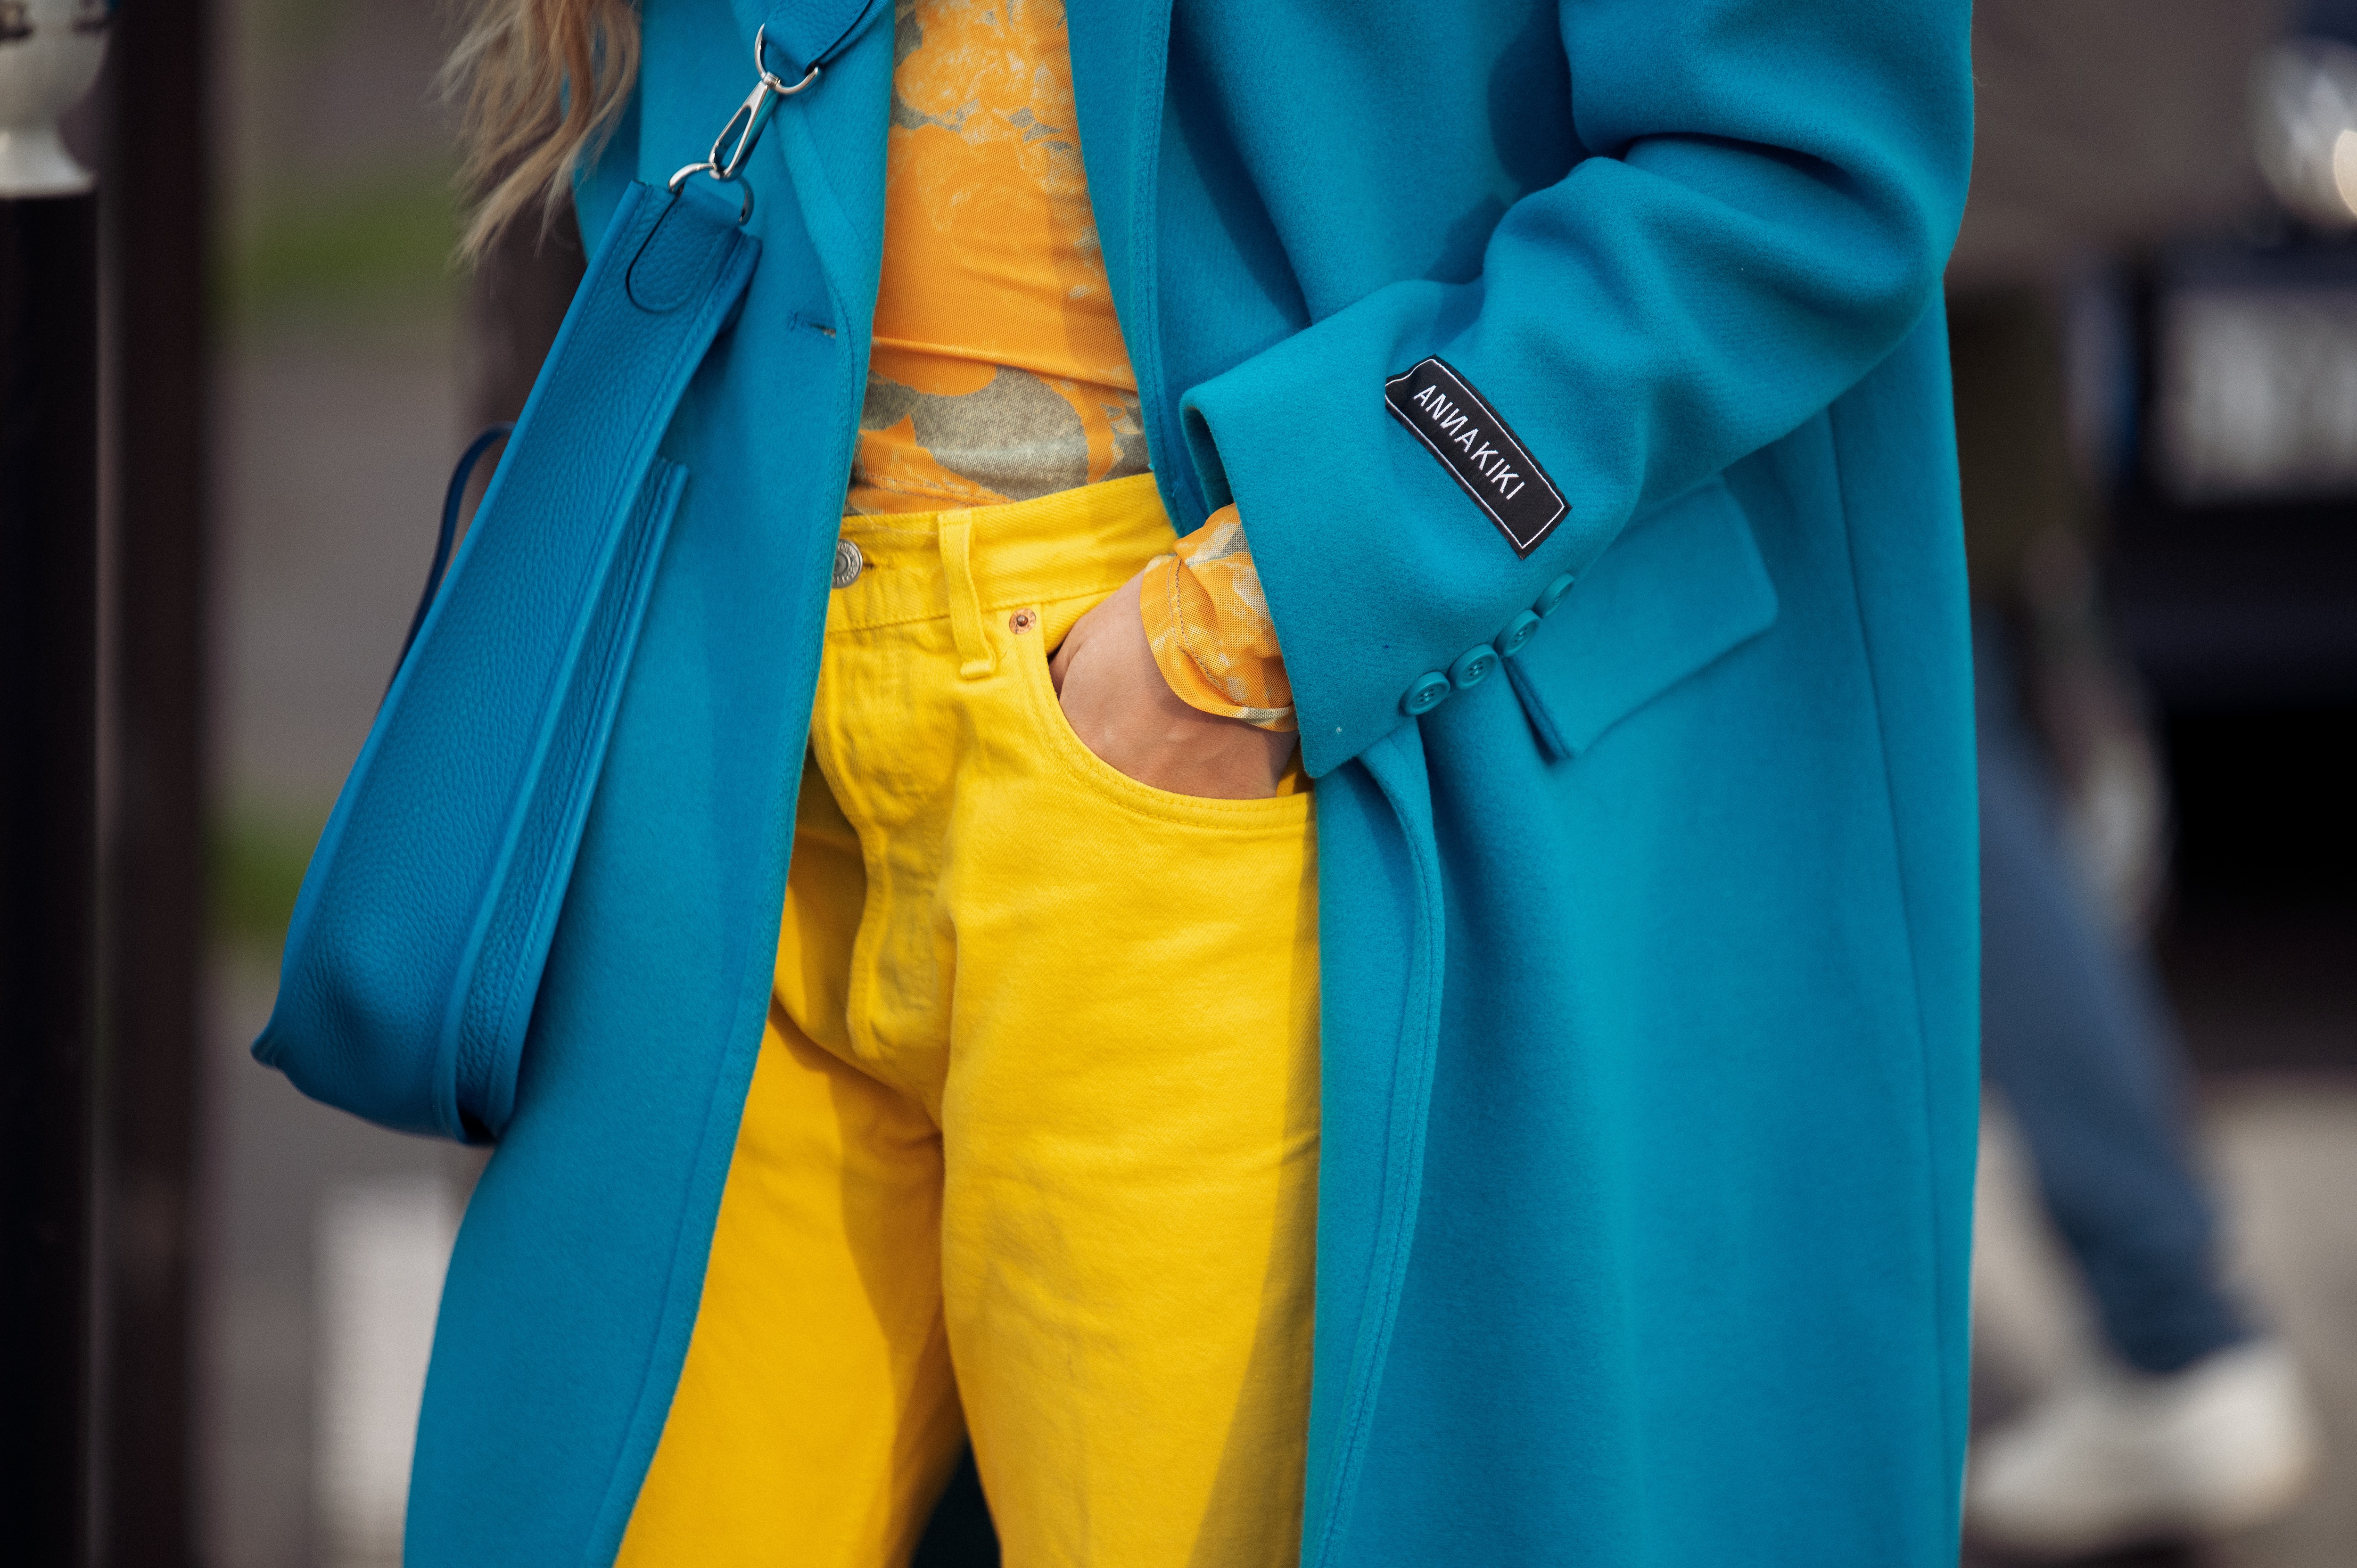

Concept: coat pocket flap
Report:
left=1505, top=477, right=1777, bottom=761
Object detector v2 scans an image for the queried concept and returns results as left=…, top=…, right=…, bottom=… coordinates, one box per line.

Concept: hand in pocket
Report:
left=1049, top=569, right=1299, bottom=800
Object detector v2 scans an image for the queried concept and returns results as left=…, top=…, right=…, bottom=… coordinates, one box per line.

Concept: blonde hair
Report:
left=445, top=0, right=642, bottom=257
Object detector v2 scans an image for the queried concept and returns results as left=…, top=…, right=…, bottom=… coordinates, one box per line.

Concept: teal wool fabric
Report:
left=387, top=2, right=1978, bottom=1562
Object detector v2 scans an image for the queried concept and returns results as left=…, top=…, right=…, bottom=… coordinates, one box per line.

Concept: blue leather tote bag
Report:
left=254, top=179, right=759, bottom=1142
left=255, top=0, right=893, bottom=1143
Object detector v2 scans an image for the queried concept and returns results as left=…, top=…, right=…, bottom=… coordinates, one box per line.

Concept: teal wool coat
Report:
left=394, top=1, right=1979, bottom=1562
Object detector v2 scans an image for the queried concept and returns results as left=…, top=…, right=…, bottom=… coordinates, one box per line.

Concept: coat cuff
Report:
left=1180, top=284, right=1594, bottom=778
left=1138, top=505, right=1298, bottom=732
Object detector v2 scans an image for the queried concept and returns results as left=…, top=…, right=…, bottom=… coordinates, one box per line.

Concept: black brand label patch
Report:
left=1383, top=357, right=1567, bottom=557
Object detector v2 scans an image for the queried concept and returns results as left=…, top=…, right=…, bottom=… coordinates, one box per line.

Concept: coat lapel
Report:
left=1304, top=726, right=1448, bottom=1568
left=746, top=0, right=894, bottom=366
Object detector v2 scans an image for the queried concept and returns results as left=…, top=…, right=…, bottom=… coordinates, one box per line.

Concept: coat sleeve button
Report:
left=1402, top=672, right=1452, bottom=715
left=1534, top=571, right=1576, bottom=617
left=1448, top=645, right=1496, bottom=690
left=1497, top=609, right=1541, bottom=657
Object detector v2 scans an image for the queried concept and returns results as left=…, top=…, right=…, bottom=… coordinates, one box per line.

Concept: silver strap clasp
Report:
left=667, top=25, right=821, bottom=223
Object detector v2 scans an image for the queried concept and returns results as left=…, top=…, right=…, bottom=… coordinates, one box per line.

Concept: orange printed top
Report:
left=852, top=0, right=1294, bottom=731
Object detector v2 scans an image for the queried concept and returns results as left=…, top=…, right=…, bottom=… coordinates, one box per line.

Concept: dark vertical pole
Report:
left=0, top=189, right=100, bottom=1568
left=103, top=0, right=210, bottom=1561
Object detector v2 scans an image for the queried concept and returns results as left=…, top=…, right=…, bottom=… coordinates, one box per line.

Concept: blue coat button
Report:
left=1449, top=644, right=1496, bottom=690
left=1497, top=609, right=1541, bottom=657
left=1534, top=572, right=1576, bottom=617
left=1402, top=672, right=1452, bottom=715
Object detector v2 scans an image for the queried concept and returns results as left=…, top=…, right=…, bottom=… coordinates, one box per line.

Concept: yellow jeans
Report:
left=617, top=474, right=1320, bottom=1568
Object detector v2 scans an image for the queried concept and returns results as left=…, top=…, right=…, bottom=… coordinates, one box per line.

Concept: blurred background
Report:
left=180, top=5, right=482, bottom=1565
left=2, top=1, right=2355, bottom=1565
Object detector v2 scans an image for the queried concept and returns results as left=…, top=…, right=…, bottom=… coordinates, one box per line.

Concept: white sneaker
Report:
left=1965, top=1338, right=2322, bottom=1559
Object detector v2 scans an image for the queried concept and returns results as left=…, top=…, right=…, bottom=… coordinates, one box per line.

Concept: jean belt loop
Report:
left=939, top=513, right=996, bottom=678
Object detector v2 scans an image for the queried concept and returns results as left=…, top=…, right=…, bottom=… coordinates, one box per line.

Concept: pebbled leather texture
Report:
left=254, top=181, right=760, bottom=1142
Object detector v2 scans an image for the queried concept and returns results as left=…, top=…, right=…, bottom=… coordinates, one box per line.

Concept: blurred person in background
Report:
left=1951, top=2, right=2325, bottom=1556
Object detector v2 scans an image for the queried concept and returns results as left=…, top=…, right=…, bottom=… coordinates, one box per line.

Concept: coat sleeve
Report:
left=1178, top=0, right=1974, bottom=776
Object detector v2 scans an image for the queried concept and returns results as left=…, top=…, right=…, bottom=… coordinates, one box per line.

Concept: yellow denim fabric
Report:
left=1137, top=503, right=1296, bottom=732
left=617, top=473, right=1320, bottom=1568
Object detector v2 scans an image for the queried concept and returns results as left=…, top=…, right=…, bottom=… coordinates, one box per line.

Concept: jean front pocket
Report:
left=1011, top=603, right=1315, bottom=834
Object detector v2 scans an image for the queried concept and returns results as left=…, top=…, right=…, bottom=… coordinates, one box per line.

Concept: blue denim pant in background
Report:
left=1976, top=621, right=2250, bottom=1375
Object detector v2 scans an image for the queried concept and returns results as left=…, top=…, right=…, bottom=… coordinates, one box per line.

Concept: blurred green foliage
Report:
left=224, top=162, right=463, bottom=329
left=210, top=809, right=327, bottom=952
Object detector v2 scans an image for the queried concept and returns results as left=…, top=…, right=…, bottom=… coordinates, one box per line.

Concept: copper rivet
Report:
left=1010, top=609, right=1036, bottom=633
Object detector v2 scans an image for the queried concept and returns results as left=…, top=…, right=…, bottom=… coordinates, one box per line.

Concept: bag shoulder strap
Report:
left=737, top=0, right=893, bottom=79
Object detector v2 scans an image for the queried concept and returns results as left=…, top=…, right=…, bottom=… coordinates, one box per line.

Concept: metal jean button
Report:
left=832, top=537, right=864, bottom=589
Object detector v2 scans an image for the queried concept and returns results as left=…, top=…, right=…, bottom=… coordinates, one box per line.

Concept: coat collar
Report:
left=739, top=1, right=896, bottom=369
left=1062, top=0, right=1178, bottom=360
